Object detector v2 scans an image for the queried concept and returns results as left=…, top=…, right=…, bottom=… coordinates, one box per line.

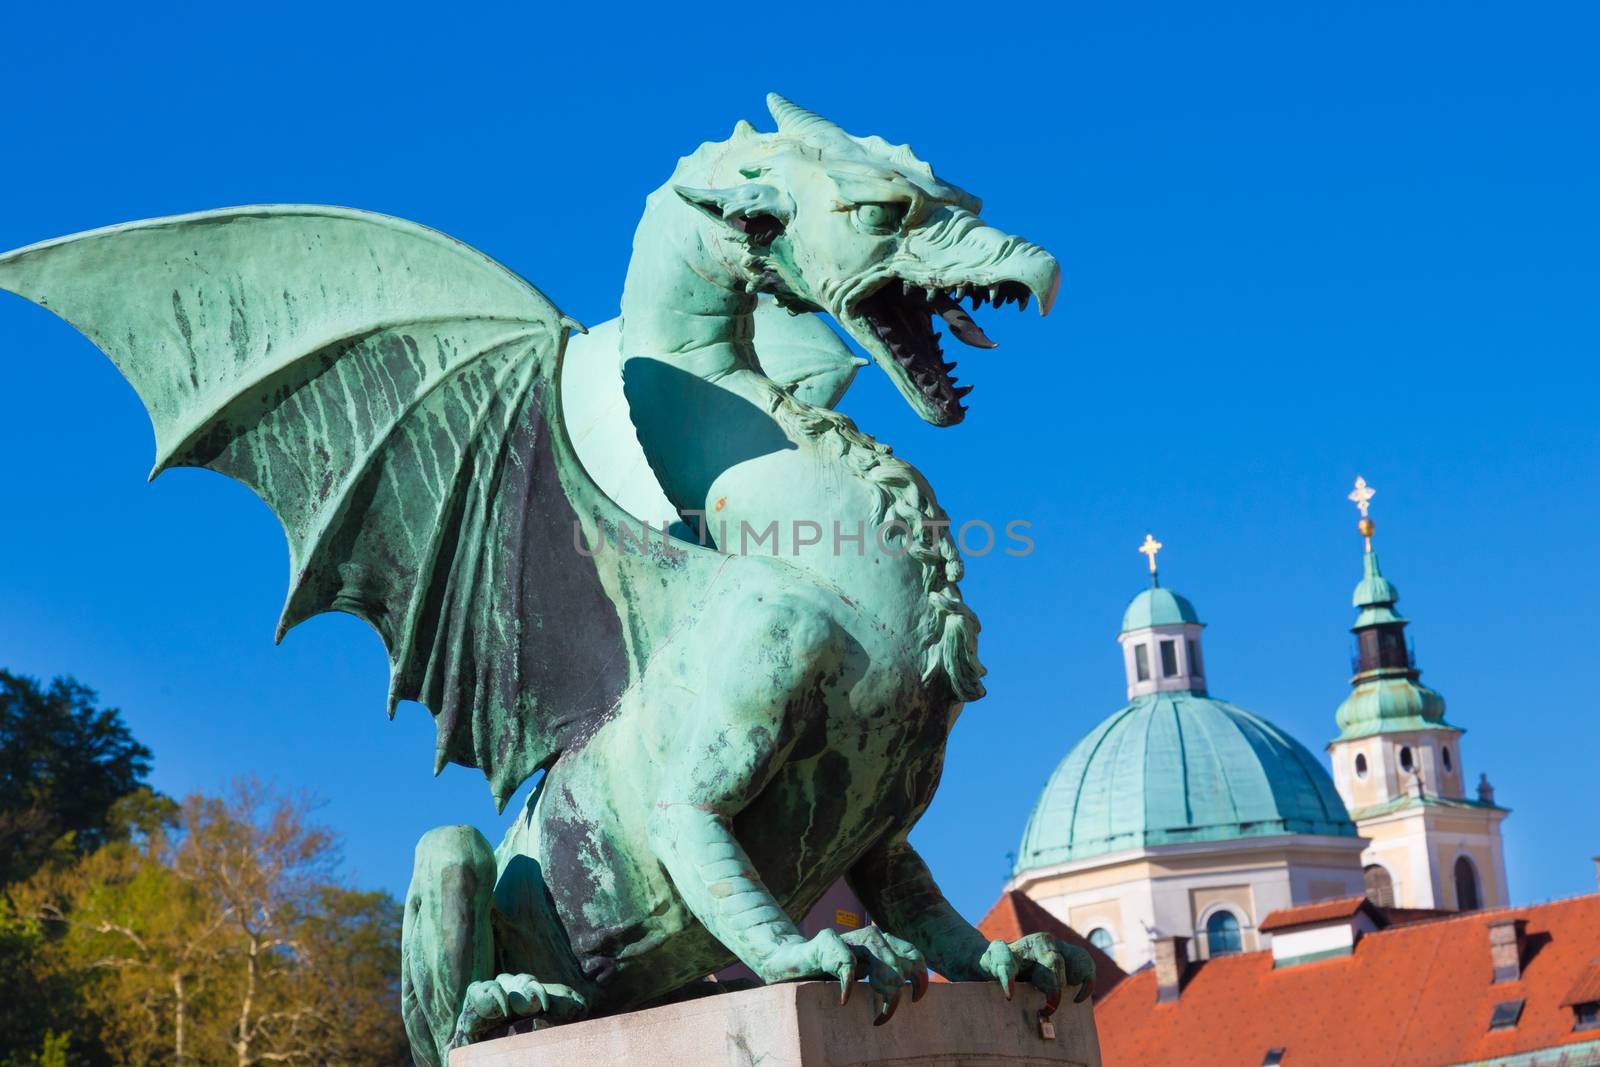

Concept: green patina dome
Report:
left=1334, top=676, right=1449, bottom=739
left=1016, top=693, right=1357, bottom=872
left=1352, top=552, right=1404, bottom=628
left=1120, top=586, right=1201, bottom=633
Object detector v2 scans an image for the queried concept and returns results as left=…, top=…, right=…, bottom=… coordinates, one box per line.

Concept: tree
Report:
left=0, top=673, right=156, bottom=1067
left=0, top=672, right=153, bottom=886
left=0, top=904, right=104, bottom=1067
left=19, top=781, right=408, bottom=1067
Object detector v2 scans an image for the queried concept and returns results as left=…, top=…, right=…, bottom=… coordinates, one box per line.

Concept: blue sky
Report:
left=1, top=2, right=1596, bottom=924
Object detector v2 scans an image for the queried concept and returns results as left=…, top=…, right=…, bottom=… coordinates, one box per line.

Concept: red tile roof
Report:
left=1379, top=906, right=1456, bottom=926
left=1563, top=960, right=1600, bottom=1008
left=932, top=891, right=1127, bottom=1001
left=1094, top=894, right=1600, bottom=1067
left=1258, top=895, right=1375, bottom=933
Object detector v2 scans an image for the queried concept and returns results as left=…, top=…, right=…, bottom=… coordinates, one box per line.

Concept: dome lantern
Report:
left=1118, top=534, right=1206, bottom=699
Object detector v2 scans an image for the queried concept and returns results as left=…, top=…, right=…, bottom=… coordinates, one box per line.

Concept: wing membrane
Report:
left=0, top=206, right=629, bottom=804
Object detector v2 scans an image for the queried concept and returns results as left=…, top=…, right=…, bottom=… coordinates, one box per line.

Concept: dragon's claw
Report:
left=449, top=974, right=586, bottom=1050
left=759, top=925, right=928, bottom=1024
left=840, top=925, right=928, bottom=1025
left=977, top=934, right=1094, bottom=1018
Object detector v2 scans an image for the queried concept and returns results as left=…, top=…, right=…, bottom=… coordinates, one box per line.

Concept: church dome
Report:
left=1120, top=587, right=1200, bottom=633
left=1016, top=692, right=1358, bottom=873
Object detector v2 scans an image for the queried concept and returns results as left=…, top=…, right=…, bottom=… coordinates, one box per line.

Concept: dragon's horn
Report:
left=767, top=93, right=845, bottom=139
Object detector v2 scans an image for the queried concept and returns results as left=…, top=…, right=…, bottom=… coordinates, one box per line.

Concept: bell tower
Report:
left=1326, top=478, right=1509, bottom=911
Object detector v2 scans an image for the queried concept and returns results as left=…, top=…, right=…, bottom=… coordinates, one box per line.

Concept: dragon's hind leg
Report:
left=401, top=825, right=584, bottom=1066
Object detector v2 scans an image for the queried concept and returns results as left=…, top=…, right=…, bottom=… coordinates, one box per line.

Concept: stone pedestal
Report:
left=449, top=981, right=1100, bottom=1066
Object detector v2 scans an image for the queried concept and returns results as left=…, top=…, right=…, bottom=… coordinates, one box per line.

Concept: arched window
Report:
left=1205, top=910, right=1242, bottom=957
left=1399, top=745, right=1415, bottom=772
left=1442, top=746, right=1453, bottom=773
left=1355, top=753, right=1369, bottom=779
left=1087, top=927, right=1115, bottom=955
left=1364, top=864, right=1396, bottom=908
left=1454, top=856, right=1481, bottom=911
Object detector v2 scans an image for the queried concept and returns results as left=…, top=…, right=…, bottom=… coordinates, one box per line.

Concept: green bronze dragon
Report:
left=0, top=94, right=1092, bottom=1065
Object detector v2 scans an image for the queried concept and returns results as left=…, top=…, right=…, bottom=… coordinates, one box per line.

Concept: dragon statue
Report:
left=0, top=94, right=1091, bottom=1065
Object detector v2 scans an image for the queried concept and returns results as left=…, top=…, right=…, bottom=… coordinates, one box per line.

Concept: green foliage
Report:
left=16, top=781, right=408, bottom=1067
left=0, top=907, right=96, bottom=1067
left=0, top=672, right=154, bottom=886
left=0, top=673, right=151, bottom=1067
left=0, top=669, right=406, bottom=1066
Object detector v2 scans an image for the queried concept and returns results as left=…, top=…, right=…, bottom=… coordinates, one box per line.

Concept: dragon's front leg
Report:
left=647, top=593, right=925, bottom=1019
left=849, top=838, right=1094, bottom=1017
left=400, top=827, right=586, bottom=1067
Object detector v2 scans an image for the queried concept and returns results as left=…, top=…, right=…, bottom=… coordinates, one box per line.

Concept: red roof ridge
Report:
left=1359, top=891, right=1600, bottom=935
left=1259, top=895, right=1372, bottom=932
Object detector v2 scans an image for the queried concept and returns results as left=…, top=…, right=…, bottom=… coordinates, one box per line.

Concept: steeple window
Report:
left=1187, top=638, right=1202, bottom=677
left=1454, top=856, right=1481, bottom=911
left=1399, top=746, right=1414, bottom=773
left=1160, top=639, right=1180, bottom=678
left=1358, top=627, right=1411, bottom=672
left=1135, top=644, right=1151, bottom=682
left=1364, top=864, right=1396, bottom=907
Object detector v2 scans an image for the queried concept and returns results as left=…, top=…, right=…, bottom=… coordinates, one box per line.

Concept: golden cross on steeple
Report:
left=1348, top=475, right=1376, bottom=552
left=1138, top=533, right=1163, bottom=580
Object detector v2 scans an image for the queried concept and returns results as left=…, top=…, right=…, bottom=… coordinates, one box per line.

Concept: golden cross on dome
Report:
left=1138, top=533, right=1163, bottom=575
left=1348, top=475, right=1377, bottom=552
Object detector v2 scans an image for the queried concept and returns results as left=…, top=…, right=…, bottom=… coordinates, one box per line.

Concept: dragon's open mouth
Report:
left=853, top=278, right=1038, bottom=423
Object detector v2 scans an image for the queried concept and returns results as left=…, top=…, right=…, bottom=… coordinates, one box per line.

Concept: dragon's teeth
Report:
left=988, top=286, right=1000, bottom=303
left=1018, top=292, right=1030, bottom=312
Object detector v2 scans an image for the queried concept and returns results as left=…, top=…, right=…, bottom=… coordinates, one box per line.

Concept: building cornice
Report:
left=1007, top=833, right=1369, bottom=895
left=1351, top=794, right=1511, bottom=825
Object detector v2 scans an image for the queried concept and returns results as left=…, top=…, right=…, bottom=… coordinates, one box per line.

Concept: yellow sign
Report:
left=834, top=909, right=861, bottom=929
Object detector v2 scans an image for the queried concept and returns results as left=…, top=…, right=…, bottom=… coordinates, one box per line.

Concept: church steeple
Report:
left=1346, top=477, right=1415, bottom=677
left=1333, top=480, right=1448, bottom=738
left=1327, top=477, right=1509, bottom=913
left=1351, top=551, right=1413, bottom=675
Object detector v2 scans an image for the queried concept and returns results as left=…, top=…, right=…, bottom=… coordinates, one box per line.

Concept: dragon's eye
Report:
left=852, top=202, right=909, bottom=235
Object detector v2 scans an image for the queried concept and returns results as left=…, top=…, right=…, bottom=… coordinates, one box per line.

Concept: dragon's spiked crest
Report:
left=674, top=93, right=1061, bottom=426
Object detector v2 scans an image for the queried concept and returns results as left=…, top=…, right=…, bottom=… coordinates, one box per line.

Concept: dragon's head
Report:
left=673, top=94, right=1060, bottom=426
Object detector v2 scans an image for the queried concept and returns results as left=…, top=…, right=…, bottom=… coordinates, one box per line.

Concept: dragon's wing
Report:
left=0, top=206, right=637, bottom=807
